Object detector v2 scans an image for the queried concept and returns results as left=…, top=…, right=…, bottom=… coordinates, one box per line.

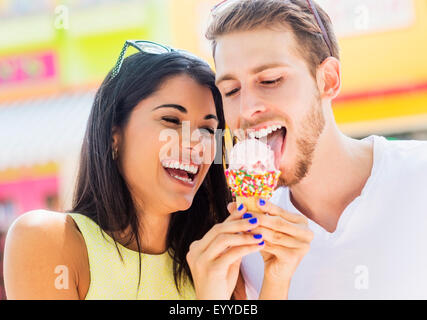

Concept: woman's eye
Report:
left=225, top=88, right=240, bottom=97
left=161, top=117, right=180, bottom=125
left=201, top=127, right=215, bottom=135
left=261, top=77, right=283, bottom=85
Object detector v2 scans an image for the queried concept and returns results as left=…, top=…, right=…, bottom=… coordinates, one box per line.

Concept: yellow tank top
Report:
left=68, top=213, right=196, bottom=300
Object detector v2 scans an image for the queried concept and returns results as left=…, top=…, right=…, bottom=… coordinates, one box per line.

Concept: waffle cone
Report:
left=236, top=196, right=264, bottom=214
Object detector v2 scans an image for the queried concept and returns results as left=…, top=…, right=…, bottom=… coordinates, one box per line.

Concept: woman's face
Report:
left=113, top=74, right=219, bottom=214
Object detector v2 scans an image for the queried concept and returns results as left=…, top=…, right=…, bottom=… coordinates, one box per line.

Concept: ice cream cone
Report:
left=236, top=196, right=263, bottom=214
left=225, top=139, right=281, bottom=213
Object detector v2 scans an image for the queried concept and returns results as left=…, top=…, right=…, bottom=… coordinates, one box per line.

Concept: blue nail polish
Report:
left=253, top=234, right=263, bottom=239
left=258, top=241, right=265, bottom=246
left=242, top=213, right=253, bottom=219
left=249, top=218, right=258, bottom=224
left=238, top=204, right=244, bottom=211
left=259, top=199, right=266, bottom=206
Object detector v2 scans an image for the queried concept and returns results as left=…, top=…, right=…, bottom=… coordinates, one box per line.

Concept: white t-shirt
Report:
left=242, top=135, right=427, bottom=299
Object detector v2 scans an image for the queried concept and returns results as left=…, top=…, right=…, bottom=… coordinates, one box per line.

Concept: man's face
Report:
left=215, top=28, right=326, bottom=186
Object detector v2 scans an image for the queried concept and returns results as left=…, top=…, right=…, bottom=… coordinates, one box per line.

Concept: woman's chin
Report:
left=169, top=195, right=194, bottom=212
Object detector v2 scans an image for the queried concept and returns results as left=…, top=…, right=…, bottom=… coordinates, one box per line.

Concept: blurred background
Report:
left=0, top=0, right=426, bottom=299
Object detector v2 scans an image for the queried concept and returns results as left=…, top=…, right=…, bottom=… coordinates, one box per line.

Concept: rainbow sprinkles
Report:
left=225, top=169, right=281, bottom=198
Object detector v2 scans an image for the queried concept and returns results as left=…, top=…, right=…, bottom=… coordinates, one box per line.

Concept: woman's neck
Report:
left=112, top=201, right=172, bottom=255
left=136, top=209, right=171, bottom=254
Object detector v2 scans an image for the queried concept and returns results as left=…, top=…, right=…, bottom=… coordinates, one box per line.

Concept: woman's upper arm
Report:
left=3, top=210, right=85, bottom=300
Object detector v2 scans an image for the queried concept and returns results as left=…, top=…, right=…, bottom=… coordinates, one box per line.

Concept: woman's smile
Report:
left=161, top=159, right=201, bottom=188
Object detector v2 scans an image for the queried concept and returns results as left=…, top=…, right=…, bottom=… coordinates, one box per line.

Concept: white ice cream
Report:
left=228, top=138, right=277, bottom=173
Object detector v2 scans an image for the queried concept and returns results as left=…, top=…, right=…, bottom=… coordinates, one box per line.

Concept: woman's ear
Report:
left=112, top=126, right=121, bottom=157
left=316, top=57, right=341, bottom=100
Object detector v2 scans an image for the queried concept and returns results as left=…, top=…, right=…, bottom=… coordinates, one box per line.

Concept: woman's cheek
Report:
left=159, top=130, right=181, bottom=161
left=200, top=135, right=217, bottom=165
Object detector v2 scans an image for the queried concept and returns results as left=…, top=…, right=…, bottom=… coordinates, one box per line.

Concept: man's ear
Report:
left=316, top=57, right=341, bottom=100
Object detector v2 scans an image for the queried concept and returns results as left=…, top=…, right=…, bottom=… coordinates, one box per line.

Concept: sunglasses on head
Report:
left=110, top=40, right=174, bottom=79
left=110, top=40, right=200, bottom=79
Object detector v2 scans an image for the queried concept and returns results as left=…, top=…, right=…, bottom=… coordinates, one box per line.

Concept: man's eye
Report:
left=261, top=77, right=283, bottom=85
left=161, top=117, right=180, bottom=125
left=225, top=88, right=240, bottom=97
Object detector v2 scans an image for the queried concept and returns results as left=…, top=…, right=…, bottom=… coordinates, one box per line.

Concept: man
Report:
left=207, top=0, right=427, bottom=299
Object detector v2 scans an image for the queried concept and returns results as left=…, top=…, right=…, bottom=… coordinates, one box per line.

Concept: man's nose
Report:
left=239, top=87, right=267, bottom=121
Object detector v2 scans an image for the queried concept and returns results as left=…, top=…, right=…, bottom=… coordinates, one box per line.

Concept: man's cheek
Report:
left=225, top=113, right=239, bottom=131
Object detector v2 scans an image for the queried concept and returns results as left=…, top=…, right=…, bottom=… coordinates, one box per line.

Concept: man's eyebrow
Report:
left=251, top=63, right=288, bottom=75
left=216, top=63, right=288, bottom=85
left=215, top=74, right=235, bottom=86
left=152, top=104, right=187, bottom=113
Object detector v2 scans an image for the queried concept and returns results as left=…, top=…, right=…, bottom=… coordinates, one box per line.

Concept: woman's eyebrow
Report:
left=204, top=114, right=218, bottom=121
left=152, top=104, right=187, bottom=113
left=153, top=104, right=218, bottom=122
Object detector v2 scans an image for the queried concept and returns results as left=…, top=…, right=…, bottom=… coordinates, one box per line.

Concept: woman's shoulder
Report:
left=8, top=209, right=85, bottom=248
left=4, top=210, right=89, bottom=299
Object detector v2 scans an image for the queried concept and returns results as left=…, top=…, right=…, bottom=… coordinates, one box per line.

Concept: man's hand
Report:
left=248, top=199, right=314, bottom=299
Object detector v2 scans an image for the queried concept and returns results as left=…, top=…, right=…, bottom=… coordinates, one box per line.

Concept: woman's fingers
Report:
left=226, top=202, right=248, bottom=221
left=248, top=226, right=305, bottom=248
left=248, top=211, right=313, bottom=243
left=189, top=208, right=259, bottom=255
left=257, top=199, right=308, bottom=225
left=260, top=240, right=311, bottom=263
left=212, top=243, right=264, bottom=270
left=202, top=232, right=264, bottom=262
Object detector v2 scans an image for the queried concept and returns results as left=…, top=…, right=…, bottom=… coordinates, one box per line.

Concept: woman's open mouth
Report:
left=161, top=159, right=200, bottom=187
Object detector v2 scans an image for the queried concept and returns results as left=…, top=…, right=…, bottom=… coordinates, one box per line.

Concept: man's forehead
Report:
left=214, top=29, right=300, bottom=79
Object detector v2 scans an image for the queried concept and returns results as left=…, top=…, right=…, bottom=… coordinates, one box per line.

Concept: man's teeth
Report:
left=248, top=125, right=283, bottom=139
left=161, top=160, right=199, bottom=175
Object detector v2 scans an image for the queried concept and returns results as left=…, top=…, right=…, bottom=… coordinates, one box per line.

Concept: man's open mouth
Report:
left=161, top=159, right=200, bottom=186
left=248, top=124, right=287, bottom=169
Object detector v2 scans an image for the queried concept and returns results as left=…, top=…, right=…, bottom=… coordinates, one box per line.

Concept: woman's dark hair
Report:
left=68, top=50, right=232, bottom=293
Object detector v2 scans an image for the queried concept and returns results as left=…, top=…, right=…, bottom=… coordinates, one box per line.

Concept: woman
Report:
left=3, top=41, right=266, bottom=300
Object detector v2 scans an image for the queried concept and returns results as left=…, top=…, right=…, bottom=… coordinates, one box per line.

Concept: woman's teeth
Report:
left=171, top=175, right=193, bottom=183
left=248, top=125, right=284, bottom=139
left=161, top=160, right=199, bottom=175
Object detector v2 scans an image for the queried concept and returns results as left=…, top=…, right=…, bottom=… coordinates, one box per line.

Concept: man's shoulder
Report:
left=379, top=137, right=427, bottom=168
left=376, top=138, right=427, bottom=193
left=383, top=137, right=427, bottom=151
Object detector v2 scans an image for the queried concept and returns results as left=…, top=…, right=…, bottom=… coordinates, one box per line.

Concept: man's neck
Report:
left=289, top=122, right=374, bottom=233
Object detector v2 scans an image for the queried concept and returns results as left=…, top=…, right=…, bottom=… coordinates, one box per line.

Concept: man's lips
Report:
left=236, top=122, right=287, bottom=170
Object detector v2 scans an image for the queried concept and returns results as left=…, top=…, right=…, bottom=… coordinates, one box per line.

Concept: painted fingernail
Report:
left=259, top=199, right=266, bottom=206
left=258, top=241, right=265, bottom=246
left=249, top=218, right=258, bottom=224
left=242, top=213, right=253, bottom=219
left=238, top=204, right=244, bottom=211
left=253, top=234, right=263, bottom=239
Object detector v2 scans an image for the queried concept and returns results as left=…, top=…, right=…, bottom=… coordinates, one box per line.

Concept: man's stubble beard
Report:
left=278, top=97, right=325, bottom=188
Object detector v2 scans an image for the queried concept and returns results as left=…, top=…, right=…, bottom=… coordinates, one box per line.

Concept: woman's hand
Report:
left=186, top=203, right=264, bottom=300
left=249, top=199, right=314, bottom=300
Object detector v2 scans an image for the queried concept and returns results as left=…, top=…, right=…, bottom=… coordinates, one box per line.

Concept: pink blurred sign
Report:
left=0, top=176, right=59, bottom=221
left=0, top=51, right=57, bottom=85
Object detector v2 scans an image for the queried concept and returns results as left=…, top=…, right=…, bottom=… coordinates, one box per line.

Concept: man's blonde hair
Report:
left=206, top=0, right=340, bottom=78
